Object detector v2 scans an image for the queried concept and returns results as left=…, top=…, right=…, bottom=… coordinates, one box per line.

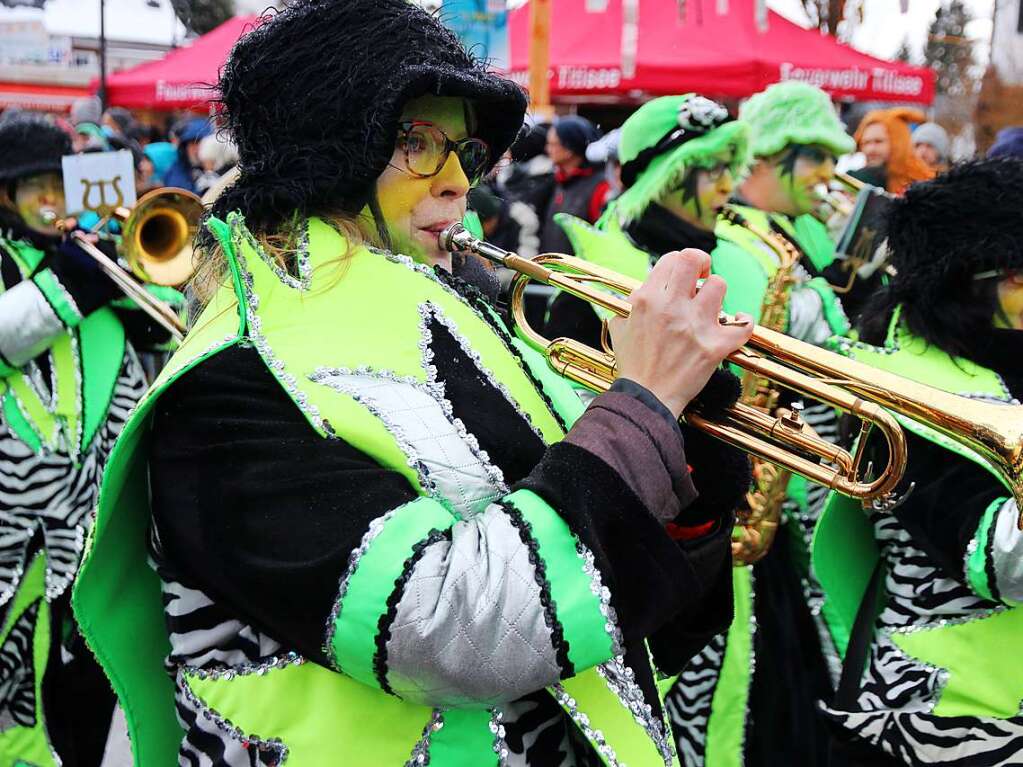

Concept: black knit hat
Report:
left=0, top=113, right=70, bottom=185
left=209, top=0, right=527, bottom=237
left=886, top=157, right=1023, bottom=302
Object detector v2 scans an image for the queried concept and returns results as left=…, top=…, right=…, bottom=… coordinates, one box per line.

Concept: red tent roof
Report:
left=508, top=0, right=934, bottom=105
left=97, top=15, right=259, bottom=109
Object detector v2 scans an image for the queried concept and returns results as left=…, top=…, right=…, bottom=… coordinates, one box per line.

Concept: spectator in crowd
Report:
left=468, top=183, right=540, bottom=261
left=69, top=96, right=108, bottom=153
left=539, top=115, right=610, bottom=254
left=102, top=106, right=135, bottom=141
left=144, top=141, right=178, bottom=186
left=988, top=125, right=1023, bottom=159
left=851, top=107, right=934, bottom=194
left=585, top=127, right=623, bottom=204
left=195, top=133, right=240, bottom=196
left=163, top=117, right=212, bottom=193
left=912, top=121, right=951, bottom=173
left=495, top=119, right=554, bottom=216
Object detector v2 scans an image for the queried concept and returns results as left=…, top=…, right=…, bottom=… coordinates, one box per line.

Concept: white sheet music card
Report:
left=62, top=150, right=137, bottom=217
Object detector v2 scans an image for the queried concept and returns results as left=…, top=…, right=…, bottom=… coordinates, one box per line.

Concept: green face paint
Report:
left=660, top=162, right=734, bottom=232
left=13, top=172, right=65, bottom=235
left=775, top=144, right=836, bottom=217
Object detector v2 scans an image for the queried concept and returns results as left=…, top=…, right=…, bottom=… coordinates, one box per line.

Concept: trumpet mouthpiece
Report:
left=438, top=222, right=467, bottom=253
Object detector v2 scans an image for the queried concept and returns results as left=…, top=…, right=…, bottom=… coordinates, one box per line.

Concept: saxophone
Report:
left=720, top=207, right=804, bottom=566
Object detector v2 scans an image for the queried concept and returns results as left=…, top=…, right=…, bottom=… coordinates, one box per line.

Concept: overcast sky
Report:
left=769, top=0, right=994, bottom=63
left=495, top=0, right=996, bottom=63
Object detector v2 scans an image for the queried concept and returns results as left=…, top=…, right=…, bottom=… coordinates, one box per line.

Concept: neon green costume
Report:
left=73, top=215, right=695, bottom=766
left=813, top=313, right=1023, bottom=764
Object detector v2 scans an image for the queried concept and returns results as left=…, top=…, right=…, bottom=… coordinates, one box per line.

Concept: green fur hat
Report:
left=615, top=94, right=749, bottom=225
left=739, top=81, right=855, bottom=158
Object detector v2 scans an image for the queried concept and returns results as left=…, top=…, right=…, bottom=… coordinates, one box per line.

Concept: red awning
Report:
left=96, top=15, right=258, bottom=110
left=0, top=81, right=91, bottom=113
left=508, top=0, right=935, bottom=105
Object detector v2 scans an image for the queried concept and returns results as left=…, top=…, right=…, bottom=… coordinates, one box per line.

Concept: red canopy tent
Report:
left=508, top=0, right=935, bottom=105
left=96, top=15, right=258, bottom=109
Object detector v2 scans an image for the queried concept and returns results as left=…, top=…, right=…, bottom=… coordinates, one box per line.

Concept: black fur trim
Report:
left=499, top=501, right=575, bottom=679
left=983, top=515, right=1002, bottom=603
left=205, top=0, right=527, bottom=245
left=886, top=158, right=1023, bottom=302
left=373, top=527, right=450, bottom=696
left=0, top=114, right=70, bottom=184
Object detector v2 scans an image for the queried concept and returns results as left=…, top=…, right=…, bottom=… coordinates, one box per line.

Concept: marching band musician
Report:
left=819, top=158, right=1023, bottom=766
left=71, top=2, right=755, bottom=765
left=544, top=93, right=749, bottom=352
left=684, top=81, right=858, bottom=767
left=0, top=114, right=182, bottom=766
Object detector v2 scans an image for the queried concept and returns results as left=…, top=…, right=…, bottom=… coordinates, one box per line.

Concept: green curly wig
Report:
left=739, top=81, right=855, bottom=158
left=615, top=94, right=750, bottom=225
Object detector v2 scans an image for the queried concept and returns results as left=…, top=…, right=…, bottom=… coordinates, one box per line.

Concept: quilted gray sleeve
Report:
left=0, top=279, right=66, bottom=369
left=382, top=504, right=563, bottom=708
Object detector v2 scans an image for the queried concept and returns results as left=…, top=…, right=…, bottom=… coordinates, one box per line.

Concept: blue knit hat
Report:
left=553, top=116, right=599, bottom=158
left=988, top=126, right=1023, bottom=159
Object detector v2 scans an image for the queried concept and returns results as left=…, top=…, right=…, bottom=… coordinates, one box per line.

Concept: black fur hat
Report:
left=209, top=0, right=528, bottom=237
left=886, top=157, right=1023, bottom=302
left=0, top=113, right=70, bottom=185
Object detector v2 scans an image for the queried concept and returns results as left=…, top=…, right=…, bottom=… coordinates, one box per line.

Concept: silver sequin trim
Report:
left=0, top=562, right=24, bottom=610
left=489, top=708, right=509, bottom=766
left=888, top=604, right=1007, bottom=634
left=48, top=273, right=84, bottom=324
left=321, top=509, right=397, bottom=671
left=228, top=214, right=330, bottom=437
left=551, top=683, right=621, bottom=766
left=404, top=709, right=444, bottom=766
left=380, top=250, right=560, bottom=435
left=236, top=215, right=313, bottom=291
left=425, top=304, right=545, bottom=443
left=597, top=656, right=674, bottom=764
left=577, top=542, right=624, bottom=656
left=183, top=651, right=306, bottom=681
left=180, top=674, right=290, bottom=764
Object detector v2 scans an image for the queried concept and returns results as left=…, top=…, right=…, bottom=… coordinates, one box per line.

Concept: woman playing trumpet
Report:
left=72, top=2, right=755, bottom=765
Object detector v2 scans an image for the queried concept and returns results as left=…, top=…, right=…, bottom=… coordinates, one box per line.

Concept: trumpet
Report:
left=812, top=171, right=871, bottom=222
left=440, top=224, right=1023, bottom=521
left=49, top=188, right=202, bottom=342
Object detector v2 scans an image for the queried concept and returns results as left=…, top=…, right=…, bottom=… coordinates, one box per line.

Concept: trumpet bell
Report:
left=119, top=187, right=203, bottom=287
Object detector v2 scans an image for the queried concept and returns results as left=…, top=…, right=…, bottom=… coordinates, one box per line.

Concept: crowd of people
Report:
left=0, top=2, right=1022, bottom=767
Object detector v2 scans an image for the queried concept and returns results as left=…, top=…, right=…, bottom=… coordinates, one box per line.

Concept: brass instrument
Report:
left=721, top=207, right=802, bottom=565
left=812, top=171, right=867, bottom=223
left=50, top=188, right=202, bottom=342
left=440, top=224, right=1023, bottom=527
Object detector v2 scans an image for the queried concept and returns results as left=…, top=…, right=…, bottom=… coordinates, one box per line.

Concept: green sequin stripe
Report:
left=803, top=276, right=851, bottom=336
left=31, top=269, right=83, bottom=328
left=503, top=489, right=615, bottom=672
left=966, top=496, right=1007, bottom=602
left=427, top=709, right=501, bottom=766
left=329, top=497, right=453, bottom=688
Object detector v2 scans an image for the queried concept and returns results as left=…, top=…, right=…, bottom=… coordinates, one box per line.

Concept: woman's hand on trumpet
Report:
left=609, top=248, right=753, bottom=420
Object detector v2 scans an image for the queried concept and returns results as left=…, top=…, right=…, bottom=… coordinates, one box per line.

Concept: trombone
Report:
left=440, top=224, right=1023, bottom=520
left=49, top=188, right=202, bottom=342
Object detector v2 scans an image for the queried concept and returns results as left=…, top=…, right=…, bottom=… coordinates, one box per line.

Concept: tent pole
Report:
left=98, top=0, right=108, bottom=111
left=528, top=0, right=553, bottom=120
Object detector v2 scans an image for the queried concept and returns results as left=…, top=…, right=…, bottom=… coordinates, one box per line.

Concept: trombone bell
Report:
left=117, top=188, right=203, bottom=288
